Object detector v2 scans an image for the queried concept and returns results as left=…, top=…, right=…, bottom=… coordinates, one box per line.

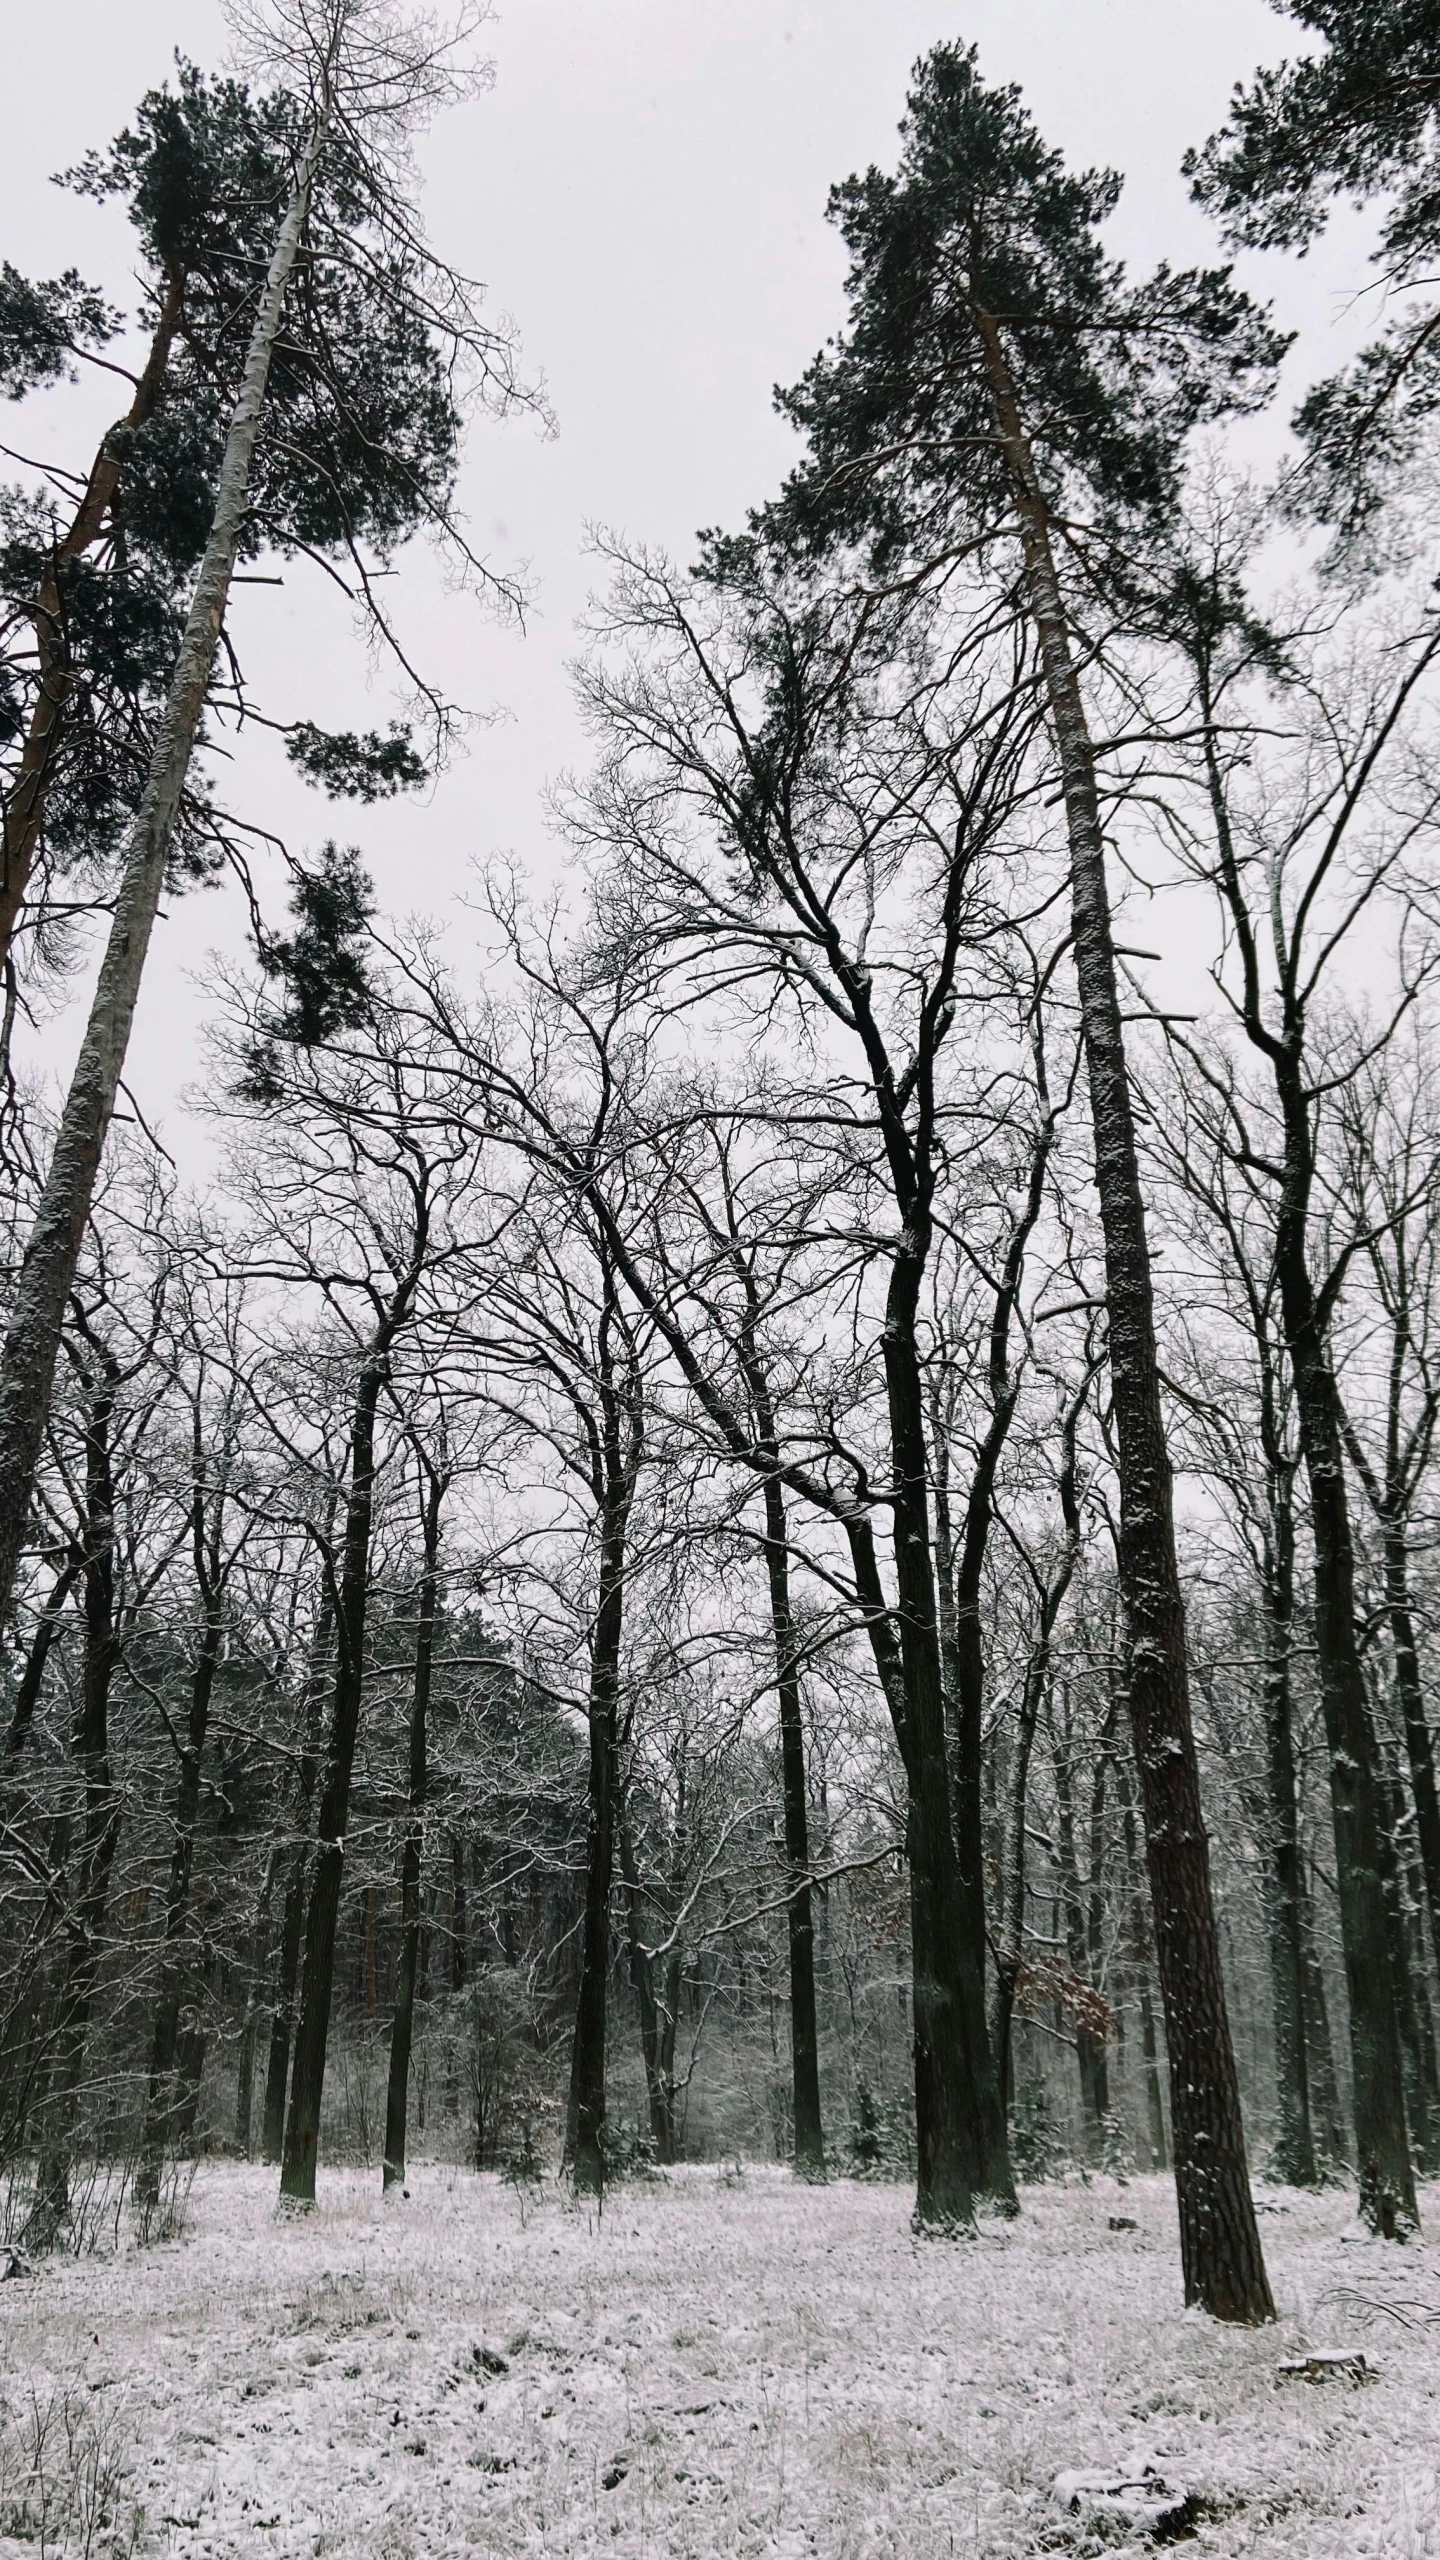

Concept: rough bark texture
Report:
left=0, top=117, right=328, bottom=1627
left=975, top=304, right=1273, bottom=2319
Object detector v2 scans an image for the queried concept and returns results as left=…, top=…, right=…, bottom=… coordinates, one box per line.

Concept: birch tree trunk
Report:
left=973, top=303, right=1273, bottom=2321
left=0, top=112, right=329, bottom=1623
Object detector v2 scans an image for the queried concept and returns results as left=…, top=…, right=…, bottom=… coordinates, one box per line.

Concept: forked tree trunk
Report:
left=0, top=109, right=330, bottom=1627
left=383, top=1471, right=443, bottom=2192
left=879, top=1237, right=1011, bottom=2224
left=974, top=303, right=1272, bottom=2319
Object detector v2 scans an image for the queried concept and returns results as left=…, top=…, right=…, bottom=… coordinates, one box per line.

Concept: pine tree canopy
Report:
left=763, top=45, right=1286, bottom=583
left=1189, top=3, right=1440, bottom=548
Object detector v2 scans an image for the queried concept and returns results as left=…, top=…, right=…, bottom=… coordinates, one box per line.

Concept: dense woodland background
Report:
left=5, top=0, right=1440, bottom=2323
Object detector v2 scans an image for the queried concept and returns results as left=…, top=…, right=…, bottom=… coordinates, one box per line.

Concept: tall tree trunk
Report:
left=261, top=1573, right=334, bottom=2164
left=992, top=1376, right=1086, bottom=2120
left=617, top=1797, right=676, bottom=2164
left=566, top=1474, right=628, bottom=2196
left=137, top=1592, right=224, bottom=2213
left=939, top=1082, right=1053, bottom=2197
left=29, top=1350, right=122, bottom=2245
left=1299, top=1878, right=1349, bottom=2171
left=734, top=1263, right=826, bottom=2176
left=0, top=270, right=184, bottom=975
left=1270, top=1066, right=1417, bottom=2234
left=973, top=303, right=1273, bottom=2320
left=280, top=1326, right=396, bottom=2207
left=757, top=1472, right=825, bottom=2178
left=383, top=1470, right=442, bottom=2192
left=1383, top=1524, right=1440, bottom=1994
left=881, top=1240, right=1011, bottom=2224
left=235, top=1850, right=279, bottom=2159
left=0, top=110, right=330, bottom=1626
left=1376, top=1745, right=1436, bottom=2173
left=1258, top=1482, right=1319, bottom=2185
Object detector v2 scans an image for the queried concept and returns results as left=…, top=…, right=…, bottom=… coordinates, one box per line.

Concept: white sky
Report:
left=5, top=0, right=1374, bottom=1155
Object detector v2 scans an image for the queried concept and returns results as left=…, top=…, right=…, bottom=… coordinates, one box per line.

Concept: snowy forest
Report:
left=6, top=1, right=1440, bottom=2553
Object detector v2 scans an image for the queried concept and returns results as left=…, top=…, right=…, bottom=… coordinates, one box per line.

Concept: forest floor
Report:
left=1, top=2162, right=1437, bottom=2560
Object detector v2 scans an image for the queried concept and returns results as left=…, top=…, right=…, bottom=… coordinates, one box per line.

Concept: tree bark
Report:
left=618, top=1797, right=676, bottom=2163
left=1269, top=1067, right=1418, bottom=2233
left=881, top=1233, right=1011, bottom=2223
left=280, top=1319, right=400, bottom=2206
left=28, top=1345, right=123, bottom=2245
left=136, top=1589, right=224, bottom=2213
left=383, top=1469, right=442, bottom=2192
left=757, top=1469, right=826, bottom=2180
left=565, top=1453, right=629, bottom=2196
left=1258, top=1478, right=1319, bottom=2184
left=261, top=1573, right=333, bottom=2164
left=974, top=302, right=1273, bottom=2319
left=0, top=109, right=329, bottom=1627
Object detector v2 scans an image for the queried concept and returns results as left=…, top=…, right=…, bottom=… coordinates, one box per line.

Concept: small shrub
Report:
left=1010, top=2080, right=1063, bottom=2184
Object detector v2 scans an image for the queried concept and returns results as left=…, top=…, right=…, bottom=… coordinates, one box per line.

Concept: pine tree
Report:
left=760, top=44, right=1283, bottom=2318
left=1189, top=2, right=1440, bottom=546
left=0, top=1, right=532, bottom=1633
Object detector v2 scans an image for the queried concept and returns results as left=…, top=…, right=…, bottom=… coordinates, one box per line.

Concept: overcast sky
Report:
left=6, top=0, right=1371, bottom=1151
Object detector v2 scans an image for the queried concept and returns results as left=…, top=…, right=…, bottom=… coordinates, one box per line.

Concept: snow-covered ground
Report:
left=2, top=2164, right=1437, bottom=2558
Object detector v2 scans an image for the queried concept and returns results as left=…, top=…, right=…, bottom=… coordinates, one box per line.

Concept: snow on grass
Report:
left=1, top=2165, right=1437, bottom=2557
